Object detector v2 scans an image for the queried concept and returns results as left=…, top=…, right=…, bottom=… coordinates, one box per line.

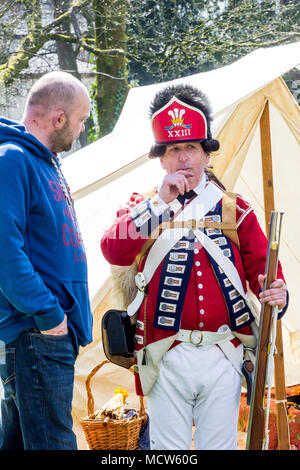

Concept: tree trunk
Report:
left=53, top=0, right=94, bottom=148
left=92, top=0, right=128, bottom=136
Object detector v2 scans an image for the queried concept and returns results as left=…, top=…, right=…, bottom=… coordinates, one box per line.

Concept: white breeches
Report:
left=147, top=342, right=243, bottom=450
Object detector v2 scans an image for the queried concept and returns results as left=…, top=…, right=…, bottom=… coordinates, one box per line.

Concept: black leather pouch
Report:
left=101, top=309, right=136, bottom=369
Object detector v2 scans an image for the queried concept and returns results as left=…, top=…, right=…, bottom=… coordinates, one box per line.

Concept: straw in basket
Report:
left=80, top=360, right=147, bottom=450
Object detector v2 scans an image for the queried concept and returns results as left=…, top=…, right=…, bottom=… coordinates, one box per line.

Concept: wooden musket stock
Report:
left=246, top=211, right=285, bottom=450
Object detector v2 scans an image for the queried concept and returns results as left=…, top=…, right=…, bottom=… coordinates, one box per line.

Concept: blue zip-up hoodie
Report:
left=0, top=117, right=93, bottom=350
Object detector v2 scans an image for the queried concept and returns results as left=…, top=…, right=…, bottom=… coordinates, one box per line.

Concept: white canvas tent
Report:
left=62, top=42, right=300, bottom=445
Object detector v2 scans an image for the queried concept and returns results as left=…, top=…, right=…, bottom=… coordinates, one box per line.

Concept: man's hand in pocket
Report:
left=41, top=314, right=68, bottom=335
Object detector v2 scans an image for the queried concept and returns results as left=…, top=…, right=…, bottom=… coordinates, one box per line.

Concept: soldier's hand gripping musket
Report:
left=246, top=211, right=289, bottom=450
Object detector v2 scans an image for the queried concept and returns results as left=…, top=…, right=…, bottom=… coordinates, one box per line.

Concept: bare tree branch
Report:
left=0, top=0, right=90, bottom=84
left=0, top=1, right=16, bottom=18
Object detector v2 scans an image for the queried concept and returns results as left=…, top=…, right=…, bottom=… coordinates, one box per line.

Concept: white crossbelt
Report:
left=193, top=228, right=253, bottom=309
left=127, top=181, right=223, bottom=317
left=177, top=325, right=235, bottom=346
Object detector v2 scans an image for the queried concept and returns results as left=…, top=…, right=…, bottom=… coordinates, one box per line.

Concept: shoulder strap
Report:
left=128, top=182, right=223, bottom=316
left=136, top=189, right=240, bottom=266
left=222, top=191, right=240, bottom=250
left=135, top=192, right=194, bottom=267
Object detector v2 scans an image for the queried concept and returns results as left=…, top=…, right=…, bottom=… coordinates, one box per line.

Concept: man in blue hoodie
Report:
left=0, top=71, right=93, bottom=449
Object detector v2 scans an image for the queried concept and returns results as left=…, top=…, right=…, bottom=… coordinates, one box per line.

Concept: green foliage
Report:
left=88, top=79, right=100, bottom=143
left=0, top=0, right=299, bottom=141
left=126, top=0, right=300, bottom=85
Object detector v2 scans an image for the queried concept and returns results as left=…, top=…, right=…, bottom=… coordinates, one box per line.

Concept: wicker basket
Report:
left=80, top=360, right=147, bottom=450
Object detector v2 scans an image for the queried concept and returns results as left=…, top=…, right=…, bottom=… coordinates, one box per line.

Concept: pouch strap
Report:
left=193, top=227, right=252, bottom=308
left=127, top=182, right=223, bottom=317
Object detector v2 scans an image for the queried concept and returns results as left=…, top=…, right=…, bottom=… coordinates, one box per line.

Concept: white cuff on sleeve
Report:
left=149, top=193, right=169, bottom=216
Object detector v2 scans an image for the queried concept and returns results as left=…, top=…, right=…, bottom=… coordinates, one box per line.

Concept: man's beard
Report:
left=48, top=119, right=75, bottom=153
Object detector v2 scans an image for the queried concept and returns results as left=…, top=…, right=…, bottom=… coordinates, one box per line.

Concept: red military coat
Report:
left=101, top=184, right=286, bottom=395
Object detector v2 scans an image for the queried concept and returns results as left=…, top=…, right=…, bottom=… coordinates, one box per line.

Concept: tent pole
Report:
left=260, top=100, right=290, bottom=450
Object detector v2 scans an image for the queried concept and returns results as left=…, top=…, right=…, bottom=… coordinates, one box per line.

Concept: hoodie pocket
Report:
left=0, top=293, right=16, bottom=324
left=61, top=281, right=93, bottom=347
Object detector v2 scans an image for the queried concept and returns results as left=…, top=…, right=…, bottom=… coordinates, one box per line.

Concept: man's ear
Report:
left=205, top=153, right=210, bottom=164
left=159, top=156, right=166, bottom=171
left=52, top=110, right=66, bottom=129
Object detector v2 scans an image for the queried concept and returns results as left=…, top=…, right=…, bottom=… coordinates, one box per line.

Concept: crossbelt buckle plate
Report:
left=189, top=330, right=203, bottom=346
left=135, top=272, right=146, bottom=292
left=186, top=219, right=197, bottom=230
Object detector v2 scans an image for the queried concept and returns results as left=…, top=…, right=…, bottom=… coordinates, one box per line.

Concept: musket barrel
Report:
left=246, top=211, right=284, bottom=450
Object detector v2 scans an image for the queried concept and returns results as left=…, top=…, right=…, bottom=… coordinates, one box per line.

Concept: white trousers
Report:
left=147, top=342, right=242, bottom=450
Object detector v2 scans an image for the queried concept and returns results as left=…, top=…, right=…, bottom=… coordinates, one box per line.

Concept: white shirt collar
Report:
left=192, top=172, right=207, bottom=195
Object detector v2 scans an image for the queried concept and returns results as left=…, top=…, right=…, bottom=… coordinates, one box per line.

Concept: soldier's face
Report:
left=160, top=141, right=210, bottom=189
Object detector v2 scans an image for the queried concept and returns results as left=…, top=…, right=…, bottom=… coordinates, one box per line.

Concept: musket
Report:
left=246, top=211, right=287, bottom=450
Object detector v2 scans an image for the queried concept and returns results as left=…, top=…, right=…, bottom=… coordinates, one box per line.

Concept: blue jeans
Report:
left=0, top=329, right=78, bottom=450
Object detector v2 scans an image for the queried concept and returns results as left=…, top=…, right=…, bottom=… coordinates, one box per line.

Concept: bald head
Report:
left=22, top=71, right=91, bottom=153
left=24, top=71, right=89, bottom=117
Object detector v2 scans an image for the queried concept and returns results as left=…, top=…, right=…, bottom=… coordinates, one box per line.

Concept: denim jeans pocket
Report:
left=30, top=330, right=77, bottom=364
left=0, top=345, right=16, bottom=385
left=31, top=331, right=69, bottom=340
